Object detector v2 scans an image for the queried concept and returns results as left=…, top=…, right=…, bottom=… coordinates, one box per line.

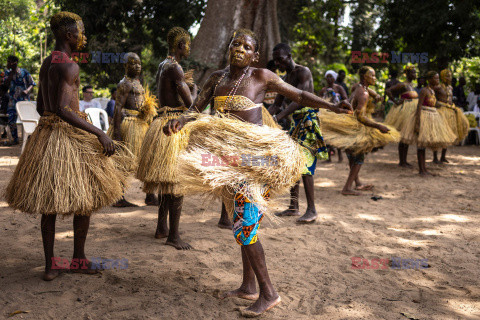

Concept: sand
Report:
left=1, top=143, right=479, bottom=320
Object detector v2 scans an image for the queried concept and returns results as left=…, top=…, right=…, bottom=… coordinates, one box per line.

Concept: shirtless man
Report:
left=136, top=27, right=193, bottom=249
left=164, top=29, right=351, bottom=317
left=385, top=66, right=418, bottom=167
left=6, top=12, right=123, bottom=280
left=269, top=43, right=327, bottom=223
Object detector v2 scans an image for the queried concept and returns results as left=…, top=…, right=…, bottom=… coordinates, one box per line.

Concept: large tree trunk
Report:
left=191, top=0, right=280, bottom=85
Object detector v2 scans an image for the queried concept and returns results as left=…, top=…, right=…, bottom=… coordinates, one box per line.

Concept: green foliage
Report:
left=452, top=57, right=480, bottom=92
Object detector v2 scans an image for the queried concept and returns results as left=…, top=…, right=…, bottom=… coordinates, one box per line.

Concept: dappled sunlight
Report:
left=0, top=158, right=19, bottom=166
left=396, top=238, right=433, bottom=247
left=412, top=214, right=470, bottom=223
left=446, top=299, right=480, bottom=318
left=357, top=213, right=384, bottom=221
left=315, top=179, right=336, bottom=188
left=56, top=230, right=73, bottom=239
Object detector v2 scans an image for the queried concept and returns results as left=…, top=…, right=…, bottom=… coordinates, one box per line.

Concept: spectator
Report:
left=453, top=77, right=468, bottom=110
left=3, top=55, right=36, bottom=145
left=105, top=87, right=116, bottom=121
left=415, top=76, right=426, bottom=94
left=467, top=83, right=480, bottom=111
left=335, top=69, right=349, bottom=96
left=384, top=69, right=400, bottom=115
left=79, top=85, right=102, bottom=112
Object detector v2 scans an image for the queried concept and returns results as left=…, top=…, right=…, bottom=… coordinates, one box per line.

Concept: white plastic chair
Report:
left=462, top=111, right=480, bottom=145
left=93, top=98, right=110, bottom=110
left=85, top=108, right=109, bottom=132
left=16, top=101, right=40, bottom=153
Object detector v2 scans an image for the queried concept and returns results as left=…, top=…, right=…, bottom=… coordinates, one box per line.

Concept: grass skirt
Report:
left=5, top=113, right=133, bottom=216
left=177, top=113, right=305, bottom=218
left=261, top=106, right=281, bottom=129
left=384, top=99, right=418, bottom=132
left=136, top=107, right=189, bottom=195
left=401, top=107, right=457, bottom=149
left=107, top=115, right=149, bottom=160
left=319, top=111, right=400, bottom=155
left=437, top=105, right=470, bottom=144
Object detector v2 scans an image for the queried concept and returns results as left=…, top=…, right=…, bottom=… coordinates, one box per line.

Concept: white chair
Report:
left=93, top=98, right=110, bottom=110
left=463, top=111, right=480, bottom=145
left=85, top=108, right=109, bottom=132
left=16, top=101, right=40, bottom=153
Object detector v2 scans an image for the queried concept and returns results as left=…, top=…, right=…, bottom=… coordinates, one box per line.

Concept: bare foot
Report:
left=42, top=267, right=68, bottom=281
left=275, top=208, right=300, bottom=217
left=70, top=259, right=103, bottom=275
left=399, top=162, right=413, bottom=168
left=296, top=208, right=317, bottom=224
left=240, top=295, right=281, bottom=318
left=355, top=184, right=374, bottom=191
left=440, top=158, right=449, bottom=163
left=432, top=159, right=442, bottom=164
left=220, top=288, right=259, bottom=301
left=166, top=238, right=192, bottom=250
left=419, top=171, right=434, bottom=177
left=112, top=198, right=138, bottom=208
left=341, top=189, right=361, bottom=196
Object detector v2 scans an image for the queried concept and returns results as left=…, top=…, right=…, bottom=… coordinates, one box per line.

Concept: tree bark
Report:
left=191, top=0, right=281, bottom=85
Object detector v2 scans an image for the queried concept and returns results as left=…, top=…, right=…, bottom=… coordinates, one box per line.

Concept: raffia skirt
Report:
left=437, top=105, right=470, bottom=144
left=401, top=106, right=457, bottom=149
left=5, top=113, right=133, bottom=216
left=385, top=99, right=418, bottom=134
left=176, top=113, right=305, bottom=218
left=136, top=107, right=189, bottom=195
left=319, top=111, right=400, bottom=155
left=107, top=115, right=149, bottom=160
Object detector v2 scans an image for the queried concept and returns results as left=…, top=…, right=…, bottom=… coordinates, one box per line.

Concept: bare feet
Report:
left=166, top=238, right=192, bottom=250
left=145, top=194, right=159, bottom=206
left=341, top=189, right=361, bottom=196
left=112, top=197, right=138, bottom=207
left=399, top=162, right=413, bottom=168
left=240, top=295, right=281, bottom=318
left=275, top=208, right=300, bottom=217
left=220, top=288, right=259, bottom=301
left=70, top=259, right=103, bottom=275
left=296, top=208, right=317, bottom=224
left=432, top=158, right=442, bottom=164
left=440, top=158, right=449, bottom=163
left=419, top=171, right=434, bottom=177
left=355, top=184, right=374, bottom=191
left=42, top=267, right=68, bottom=281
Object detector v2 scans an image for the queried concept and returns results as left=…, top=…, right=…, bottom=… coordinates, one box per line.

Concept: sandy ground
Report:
left=0, top=142, right=479, bottom=320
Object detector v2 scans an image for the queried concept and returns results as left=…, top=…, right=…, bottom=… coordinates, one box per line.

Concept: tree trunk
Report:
left=191, top=0, right=281, bottom=85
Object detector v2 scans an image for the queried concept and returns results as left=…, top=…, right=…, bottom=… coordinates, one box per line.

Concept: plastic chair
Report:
left=85, top=108, right=109, bottom=132
left=93, top=98, right=110, bottom=110
left=16, top=101, right=40, bottom=153
left=462, top=111, right=480, bottom=145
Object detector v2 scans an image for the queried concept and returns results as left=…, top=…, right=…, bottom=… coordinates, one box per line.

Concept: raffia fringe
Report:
left=5, top=115, right=133, bottom=216
left=176, top=113, right=305, bottom=219
left=401, top=107, right=457, bottom=149
left=319, top=111, right=400, bottom=155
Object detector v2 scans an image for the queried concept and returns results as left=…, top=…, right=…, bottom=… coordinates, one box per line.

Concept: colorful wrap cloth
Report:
left=288, top=107, right=328, bottom=175
left=5, top=111, right=133, bottom=216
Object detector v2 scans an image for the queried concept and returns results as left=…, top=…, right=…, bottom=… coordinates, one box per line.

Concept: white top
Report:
left=467, top=92, right=478, bottom=111
left=79, top=99, right=102, bottom=112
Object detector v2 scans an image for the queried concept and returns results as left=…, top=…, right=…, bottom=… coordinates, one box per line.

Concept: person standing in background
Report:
left=106, top=87, right=116, bottom=122
left=79, top=85, right=102, bottom=112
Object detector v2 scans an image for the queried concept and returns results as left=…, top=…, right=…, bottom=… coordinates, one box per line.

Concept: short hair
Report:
left=50, top=11, right=82, bottom=38
left=426, top=71, right=438, bottom=80
left=231, top=29, right=259, bottom=52
left=124, top=52, right=140, bottom=64
left=7, top=55, right=19, bottom=63
left=390, top=69, right=398, bottom=78
left=167, top=27, right=190, bottom=52
left=359, top=66, right=374, bottom=79
left=82, top=85, right=93, bottom=93
left=404, top=65, right=416, bottom=73
left=266, top=60, right=276, bottom=71
left=273, top=43, right=291, bottom=55
left=338, top=69, right=346, bottom=74
left=110, top=87, right=117, bottom=94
